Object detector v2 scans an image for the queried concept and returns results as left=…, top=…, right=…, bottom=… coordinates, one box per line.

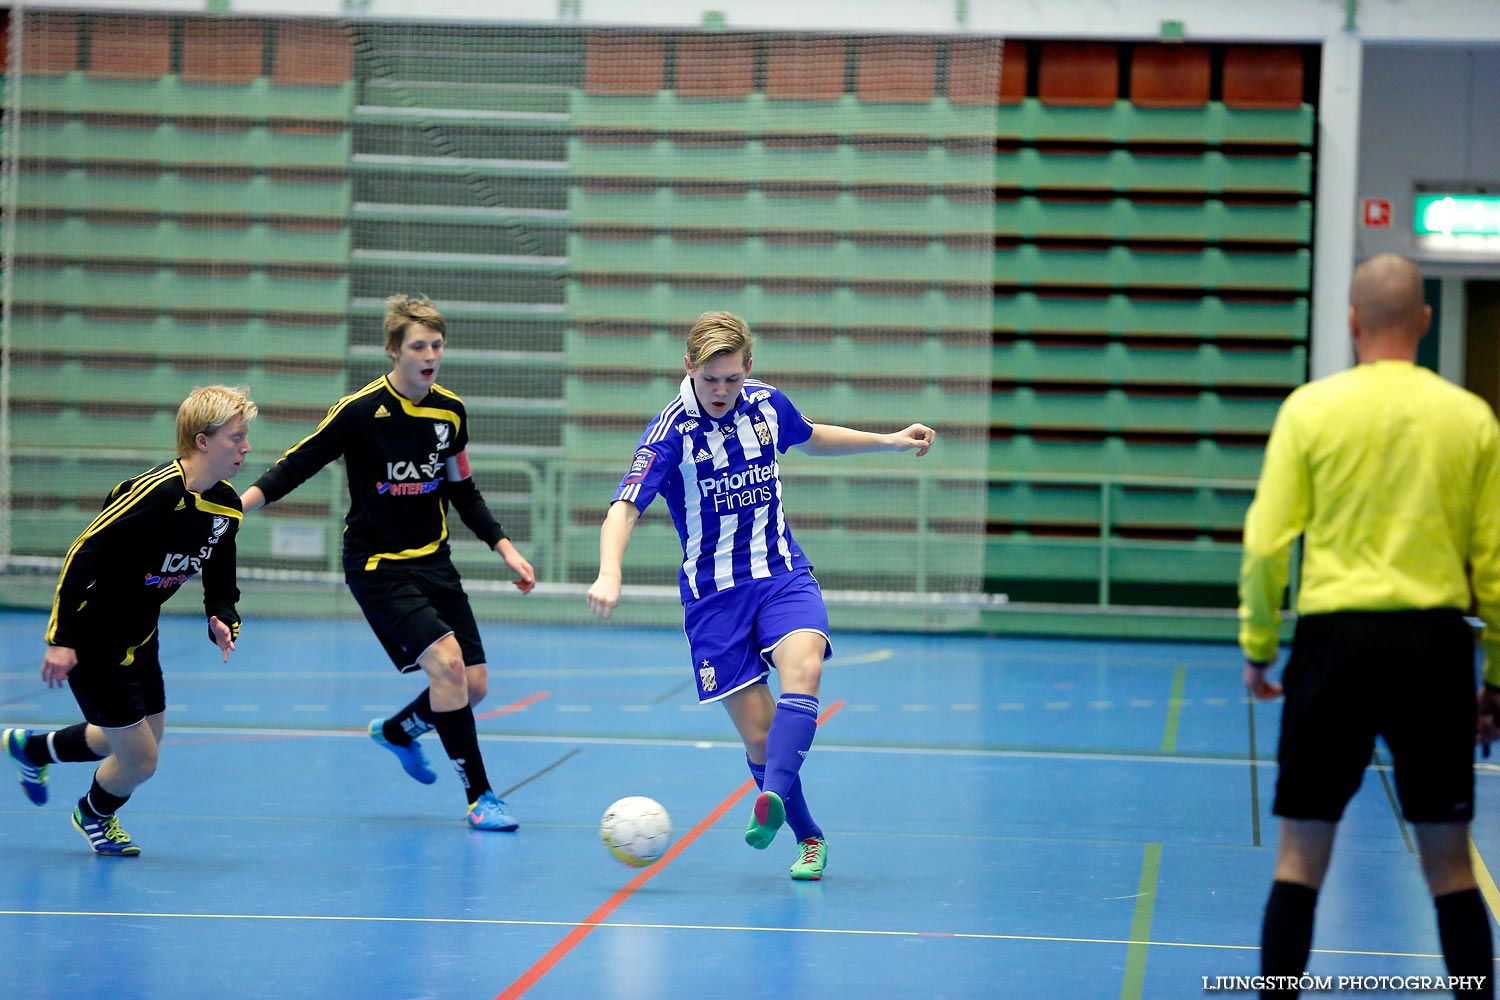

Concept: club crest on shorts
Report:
left=699, top=659, right=717, bottom=692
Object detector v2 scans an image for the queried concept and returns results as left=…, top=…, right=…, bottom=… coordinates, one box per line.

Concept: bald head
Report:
left=1349, top=254, right=1427, bottom=336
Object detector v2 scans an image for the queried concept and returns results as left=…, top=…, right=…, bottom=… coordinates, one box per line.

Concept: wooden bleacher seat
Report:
left=182, top=18, right=264, bottom=85
left=272, top=22, right=353, bottom=86
left=87, top=15, right=170, bottom=79
left=674, top=34, right=754, bottom=99
left=1038, top=42, right=1118, bottom=107
left=855, top=38, right=936, bottom=104
left=584, top=33, right=666, bottom=96
left=1130, top=43, right=1210, bottom=108
left=764, top=36, right=846, bottom=101
left=1223, top=45, right=1304, bottom=110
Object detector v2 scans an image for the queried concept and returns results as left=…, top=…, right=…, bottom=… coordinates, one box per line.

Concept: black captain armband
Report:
left=1484, top=682, right=1500, bottom=694
left=1248, top=660, right=1272, bottom=670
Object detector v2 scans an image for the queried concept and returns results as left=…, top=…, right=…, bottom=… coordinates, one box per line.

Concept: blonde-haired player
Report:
left=4, top=385, right=256, bottom=856
left=588, top=311, right=934, bottom=880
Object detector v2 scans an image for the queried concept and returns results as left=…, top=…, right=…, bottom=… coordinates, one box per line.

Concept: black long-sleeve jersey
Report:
left=47, top=460, right=243, bottom=651
left=251, top=375, right=506, bottom=574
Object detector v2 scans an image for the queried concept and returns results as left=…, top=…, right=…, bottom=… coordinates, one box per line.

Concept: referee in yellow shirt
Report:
left=1240, top=254, right=1500, bottom=999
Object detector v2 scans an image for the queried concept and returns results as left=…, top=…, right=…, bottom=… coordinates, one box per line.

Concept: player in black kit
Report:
left=239, top=294, right=535, bottom=831
left=3, top=385, right=256, bottom=856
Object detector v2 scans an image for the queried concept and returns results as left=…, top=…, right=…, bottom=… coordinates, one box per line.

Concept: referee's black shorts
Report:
left=345, top=561, right=487, bottom=672
left=1273, top=608, right=1477, bottom=824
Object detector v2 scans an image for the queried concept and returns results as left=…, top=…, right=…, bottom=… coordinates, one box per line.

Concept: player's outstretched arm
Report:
left=239, top=485, right=266, bottom=513
left=587, top=501, right=641, bottom=620
left=797, top=422, right=935, bottom=458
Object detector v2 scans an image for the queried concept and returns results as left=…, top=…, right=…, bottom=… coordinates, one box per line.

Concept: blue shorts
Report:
left=682, top=569, right=833, bottom=704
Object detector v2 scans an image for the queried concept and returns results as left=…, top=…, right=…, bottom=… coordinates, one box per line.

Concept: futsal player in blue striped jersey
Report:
left=586, top=311, right=935, bottom=880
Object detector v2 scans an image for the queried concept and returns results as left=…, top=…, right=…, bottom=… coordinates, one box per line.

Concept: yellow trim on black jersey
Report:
left=393, top=379, right=461, bottom=433
left=47, top=463, right=182, bottom=643
left=364, top=506, right=450, bottom=571
left=276, top=377, right=389, bottom=462
left=119, top=628, right=158, bottom=667
left=192, top=496, right=244, bottom=522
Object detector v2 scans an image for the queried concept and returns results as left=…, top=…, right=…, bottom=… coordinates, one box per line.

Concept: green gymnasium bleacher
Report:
left=5, top=14, right=355, bottom=570
left=2, top=18, right=1314, bottom=626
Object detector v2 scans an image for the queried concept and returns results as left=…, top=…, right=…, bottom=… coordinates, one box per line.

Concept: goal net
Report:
left=0, top=10, right=997, bottom=630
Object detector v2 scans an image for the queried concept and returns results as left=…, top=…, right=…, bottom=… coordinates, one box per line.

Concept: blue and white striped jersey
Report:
left=613, top=376, right=815, bottom=603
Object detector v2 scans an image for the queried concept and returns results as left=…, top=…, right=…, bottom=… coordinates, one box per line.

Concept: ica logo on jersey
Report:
left=380, top=451, right=443, bottom=495
left=152, top=516, right=232, bottom=585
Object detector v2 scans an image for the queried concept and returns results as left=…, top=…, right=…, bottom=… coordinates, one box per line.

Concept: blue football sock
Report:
left=765, top=694, right=818, bottom=797
left=746, top=757, right=822, bottom=844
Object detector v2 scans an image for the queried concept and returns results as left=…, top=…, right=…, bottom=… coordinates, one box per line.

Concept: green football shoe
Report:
left=789, top=836, right=828, bottom=881
left=744, top=790, right=785, bottom=850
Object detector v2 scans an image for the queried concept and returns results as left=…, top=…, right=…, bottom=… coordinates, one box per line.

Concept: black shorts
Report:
left=1273, top=609, right=1477, bottom=824
left=66, top=628, right=165, bottom=729
left=344, top=561, right=486, bottom=672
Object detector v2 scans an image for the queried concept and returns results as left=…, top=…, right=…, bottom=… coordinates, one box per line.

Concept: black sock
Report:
left=80, top=772, right=130, bottom=818
left=383, top=690, right=436, bottom=746
left=1261, top=880, right=1319, bottom=998
left=1435, top=889, right=1494, bottom=997
left=35, top=723, right=106, bottom=764
left=430, top=705, right=491, bottom=804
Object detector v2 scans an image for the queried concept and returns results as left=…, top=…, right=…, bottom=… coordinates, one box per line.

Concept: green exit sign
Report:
left=1414, top=194, right=1500, bottom=237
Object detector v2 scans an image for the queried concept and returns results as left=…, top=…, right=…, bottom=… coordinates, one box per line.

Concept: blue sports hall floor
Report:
left=1, top=608, right=1496, bottom=999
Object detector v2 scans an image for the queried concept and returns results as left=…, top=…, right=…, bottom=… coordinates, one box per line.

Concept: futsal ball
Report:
left=600, top=796, right=672, bottom=868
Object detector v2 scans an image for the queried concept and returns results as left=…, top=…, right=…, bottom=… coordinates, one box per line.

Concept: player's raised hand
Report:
left=893, top=423, right=936, bottom=458
left=497, top=538, right=536, bottom=594
left=587, top=572, right=622, bottom=619
left=209, top=616, right=236, bottom=663
left=41, top=645, right=78, bottom=689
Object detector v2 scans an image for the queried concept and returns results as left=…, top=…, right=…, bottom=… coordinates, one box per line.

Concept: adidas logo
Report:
left=174, top=498, right=186, bottom=511
left=694, top=449, right=712, bottom=462
left=375, top=405, right=390, bottom=418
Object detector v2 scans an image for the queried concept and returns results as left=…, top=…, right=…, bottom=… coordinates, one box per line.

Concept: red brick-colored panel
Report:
left=675, top=35, right=754, bottom=99
left=1223, top=45, right=1304, bottom=109
left=1130, top=43, right=1210, bottom=108
left=20, top=13, right=81, bottom=75
left=999, top=40, right=1028, bottom=105
left=946, top=38, right=1001, bottom=106
left=182, top=19, right=264, bottom=85
left=585, top=34, right=666, bottom=96
left=856, top=39, right=936, bottom=104
left=765, top=36, right=846, bottom=101
left=272, top=22, right=352, bottom=86
left=88, top=16, right=171, bottom=79
left=1038, top=41, right=1119, bottom=107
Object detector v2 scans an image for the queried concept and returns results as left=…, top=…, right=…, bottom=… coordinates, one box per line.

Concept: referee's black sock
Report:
left=1435, top=889, right=1494, bottom=997
left=1260, top=880, right=1318, bottom=998
left=383, top=690, right=436, bottom=746
left=27, top=723, right=105, bottom=764
left=80, top=772, right=130, bottom=819
left=430, top=705, right=491, bottom=804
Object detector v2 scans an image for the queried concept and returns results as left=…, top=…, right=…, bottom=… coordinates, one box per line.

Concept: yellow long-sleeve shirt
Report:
left=1238, top=360, right=1500, bottom=685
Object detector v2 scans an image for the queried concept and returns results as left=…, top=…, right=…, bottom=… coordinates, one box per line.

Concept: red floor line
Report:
left=475, top=691, right=550, bottom=720
left=493, top=698, right=846, bottom=1000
